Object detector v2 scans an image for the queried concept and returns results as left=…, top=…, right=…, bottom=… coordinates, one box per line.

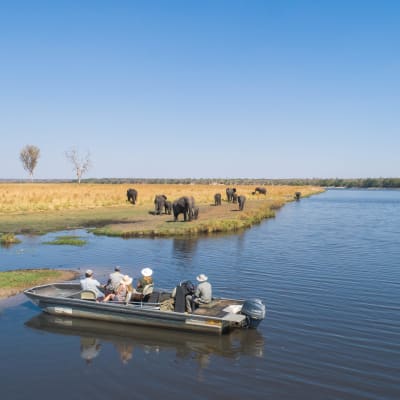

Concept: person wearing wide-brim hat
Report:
left=136, top=267, right=154, bottom=293
left=103, top=274, right=133, bottom=302
left=187, top=273, right=212, bottom=313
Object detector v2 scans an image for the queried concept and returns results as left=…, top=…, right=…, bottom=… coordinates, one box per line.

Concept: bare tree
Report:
left=65, top=147, right=91, bottom=183
left=20, top=145, right=40, bottom=181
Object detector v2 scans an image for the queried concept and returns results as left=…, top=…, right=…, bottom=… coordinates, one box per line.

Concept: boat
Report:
left=24, top=282, right=266, bottom=335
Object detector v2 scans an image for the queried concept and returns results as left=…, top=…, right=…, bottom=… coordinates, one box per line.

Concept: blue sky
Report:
left=1, top=1, right=399, bottom=179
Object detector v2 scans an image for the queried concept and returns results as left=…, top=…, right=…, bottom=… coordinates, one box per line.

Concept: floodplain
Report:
left=0, top=183, right=323, bottom=236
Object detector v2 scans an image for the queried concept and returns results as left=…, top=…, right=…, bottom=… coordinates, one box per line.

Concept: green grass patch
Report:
left=44, top=235, right=87, bottom=246
left=0, top=269, right=61, bottom=289
left=0, top=233, right=21, bottom=246
left=0, top=269, right=80, bottom=298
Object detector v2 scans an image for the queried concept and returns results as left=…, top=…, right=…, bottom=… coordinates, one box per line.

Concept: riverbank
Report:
left=0, top=269, right=80, bottom=299
left=0, top=183, right=324, bottom=236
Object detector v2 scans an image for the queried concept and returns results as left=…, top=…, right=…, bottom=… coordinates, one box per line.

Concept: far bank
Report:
left=0, top=183, right=324, bottom=237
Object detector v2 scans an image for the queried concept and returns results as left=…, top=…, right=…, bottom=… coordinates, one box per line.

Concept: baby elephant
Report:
left=164, top=200, right=172, bottom=214
left=232, top=192, right=238, bottom=204
left=214, top=193, right=221, bottom=206
left=238, top=195, right=246, bottom=211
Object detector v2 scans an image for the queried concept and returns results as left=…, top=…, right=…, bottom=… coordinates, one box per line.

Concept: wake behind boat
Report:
left=24, top=282, right=266, bottom=335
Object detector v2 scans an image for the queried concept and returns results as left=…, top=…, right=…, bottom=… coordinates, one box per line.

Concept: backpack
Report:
left=181, top=280, right=195, bottom=295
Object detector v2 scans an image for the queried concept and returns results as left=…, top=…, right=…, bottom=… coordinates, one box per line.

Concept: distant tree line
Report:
left=3, top=177, right=400, bottom=188
left=30, top=177, right=400, bottom=188
left=270, top=178, right=400, bottom=188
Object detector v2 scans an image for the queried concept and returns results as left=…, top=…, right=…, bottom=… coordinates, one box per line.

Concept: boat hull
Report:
left=24, top=283, right=259, bottom=334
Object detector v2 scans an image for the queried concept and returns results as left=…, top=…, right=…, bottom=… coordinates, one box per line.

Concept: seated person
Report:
left=103, top=275, right=133, bottom=302
left=131, top=267, right=153, bottom=301
left=188, top=273, right=212, bottom=312
left=104, top=266, right=124, bottom=294
left=137, top=267, right=153, bottom=291
left=80, top=269, right=105, bottom=300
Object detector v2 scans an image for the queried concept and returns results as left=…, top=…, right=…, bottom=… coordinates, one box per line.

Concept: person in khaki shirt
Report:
left=187, top=273, right=212, bottom=312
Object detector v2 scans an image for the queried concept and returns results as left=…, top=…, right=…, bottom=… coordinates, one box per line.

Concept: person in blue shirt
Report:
left=80, top=269, right=104, bottom=300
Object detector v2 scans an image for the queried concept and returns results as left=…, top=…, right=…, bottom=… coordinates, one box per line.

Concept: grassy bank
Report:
left=0, top=183, right=324, bottom=237
left=0, top=269, right=80, bottom=299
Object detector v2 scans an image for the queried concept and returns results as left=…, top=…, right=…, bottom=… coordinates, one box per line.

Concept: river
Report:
left=0, top=189, right=399, bottom=399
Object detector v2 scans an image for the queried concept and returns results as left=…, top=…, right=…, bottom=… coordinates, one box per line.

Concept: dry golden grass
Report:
left=0, top=183, right=320, bottom=214
left=0, top=183, right=324, bottom=236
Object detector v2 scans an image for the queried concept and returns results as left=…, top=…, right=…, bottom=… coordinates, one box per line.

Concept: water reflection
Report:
left=26, top=313, right=265, bottom=368
left=80, top=337, right=101, bottom=364
left=172, top=238, right=198, bottom=261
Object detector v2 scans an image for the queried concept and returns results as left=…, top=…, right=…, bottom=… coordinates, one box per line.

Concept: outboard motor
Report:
left=241, top=299, right=266, bottom=328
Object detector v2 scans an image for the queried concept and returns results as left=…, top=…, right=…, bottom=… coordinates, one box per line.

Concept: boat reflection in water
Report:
left=25, top=313, right=265, bottom=367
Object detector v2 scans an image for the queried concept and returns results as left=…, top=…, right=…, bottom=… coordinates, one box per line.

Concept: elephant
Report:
left=173, top=196, right=197, bottom=222
left=154, top=195, right=167, bottom=215
left=127, top=188, right=138, bottom=204
left=226, top=188, right=236, bottom=202
left=238, top=195, right=246, bottom=211
left=164, top=200, right=172, bottom=215
left=232, top=192, right=238, bottom=204
left=294, top=192, right=301, bottom=201
left=252, top=187, right=267, bottom=195
left=214, top=193, right=222, bottom=206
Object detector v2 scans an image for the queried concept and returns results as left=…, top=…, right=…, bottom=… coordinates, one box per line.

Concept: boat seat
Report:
left=147, top=291, right=160, bottom=303
left=130, top=284, right=154, bottom=302
left=80, top=290, right=97, bottom=301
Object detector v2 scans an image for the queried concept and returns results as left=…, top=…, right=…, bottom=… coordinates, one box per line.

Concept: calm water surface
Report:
left=0, top=190, right=399, bottom=399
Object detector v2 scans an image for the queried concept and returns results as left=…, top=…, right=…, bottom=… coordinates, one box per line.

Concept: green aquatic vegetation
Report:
left=0, top=233, right=21, bottom=246
left=44, top=235, right=87, bottom=246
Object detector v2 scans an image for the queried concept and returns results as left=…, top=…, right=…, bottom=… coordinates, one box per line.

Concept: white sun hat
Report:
left=141, top=267, right=153, bottom=277
left=121, top=275, right=133, bottom=285
left=196, top=273, right=208, bottom=282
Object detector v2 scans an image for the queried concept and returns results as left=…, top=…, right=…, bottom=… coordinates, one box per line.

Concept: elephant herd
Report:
left=213, top=188, right=246, bottom=210
left=127, top=188, right=198, bottom=222
left=154, top=194, right=172, bottom=215
left=154, top=194, right=198, bottom=221
left=126, top=185, right=268, bottom=221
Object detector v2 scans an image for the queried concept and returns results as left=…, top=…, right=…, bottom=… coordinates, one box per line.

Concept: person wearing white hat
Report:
left=187, top=273, right=212, bottom=312
left=136, top=267, right=153, bottom=293
left=80, top=269, right=105, bottom=300
left=103, top=275, right=133, bottom=302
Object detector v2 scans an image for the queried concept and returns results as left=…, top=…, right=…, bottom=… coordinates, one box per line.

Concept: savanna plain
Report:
left=0, top=183, right=323, bottom=237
